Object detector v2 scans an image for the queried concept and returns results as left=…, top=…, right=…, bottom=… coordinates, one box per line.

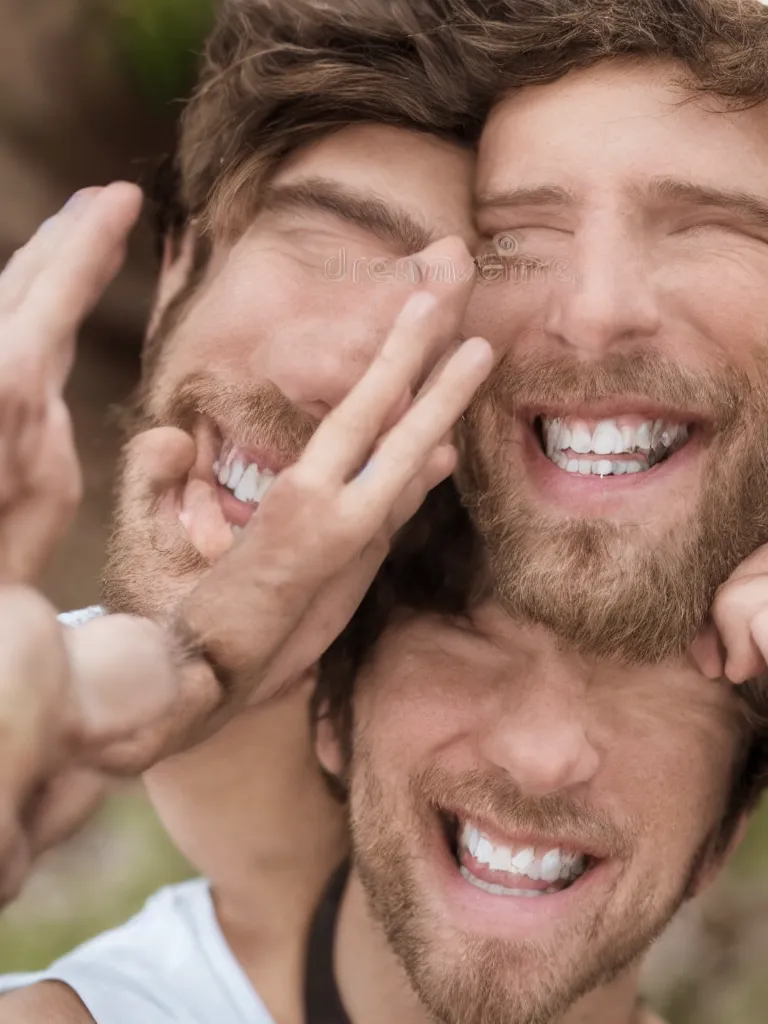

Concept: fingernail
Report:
left=356, top=458, right=375, bottom=481
left=39, top=216, right=58, bottom=232
left=398, top=291, right=438, bottom=325
left=464, top=337, right=493, bottom=365
left=64, top=189, right=98, bottom=216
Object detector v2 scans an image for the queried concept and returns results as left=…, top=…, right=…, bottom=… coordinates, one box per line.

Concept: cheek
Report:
left=463, top=278, right=548, bottom=358
left=151, top=249, right=422, bottom=397
left=596, top=696, right=738, bottom=859
left=355, top=673, right=470, bottom=779
left=661, top=253, right=768, bottom=372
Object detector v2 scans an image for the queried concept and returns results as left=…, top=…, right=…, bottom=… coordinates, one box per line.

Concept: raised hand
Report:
left=178, top=273, right=493, bottom=710
left=692, top=546, right=768, bottom=684
left=0, top=183, right=142, bottom=583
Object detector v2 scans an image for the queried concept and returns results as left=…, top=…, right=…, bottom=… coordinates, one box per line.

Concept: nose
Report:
left=262, top=235, right=476, bottom=421
left=543, top=223, right=661, bottom=359
left=262, top=308, right=381, bottom=422
left=477, top=673, right=600, bottom=799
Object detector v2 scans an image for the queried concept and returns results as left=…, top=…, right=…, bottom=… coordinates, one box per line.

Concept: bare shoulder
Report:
left=0, top=981, right=95, bottom=1023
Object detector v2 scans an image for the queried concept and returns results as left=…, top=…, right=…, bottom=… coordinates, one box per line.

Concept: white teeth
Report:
left=460, top=867, right=559, bottom=897
left=469, top=829, right=480, bottom=857
left=475, top=836, right=494, bottom=865
left=458, top=824, right=589, bottom=889
left=570, top=424, right=593, bottom=455
left=234, top=464, right=260, bottom=503
left=634, top=422, right=652, bottom=451
left=511, top=848, right=535, bottom=873
left=559, top=458, right=646, bottom=477
left=489, top=845, right=509, bottom=872
left=592, top=421, right=622, bottom=456
left=229, top=458, right=247, bottom=491
left=541, top=415, right=689, bottom=478
left=539, top=849, right=563, bottom=883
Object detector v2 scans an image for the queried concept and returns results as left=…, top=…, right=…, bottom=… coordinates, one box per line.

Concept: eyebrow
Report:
left=643, top=176, right=768, bottom=230
left=475, top=184, right=577, bottom=213
left=258, top=177, right=434, bottom=254
left=477, top=177, right=768, bottom=232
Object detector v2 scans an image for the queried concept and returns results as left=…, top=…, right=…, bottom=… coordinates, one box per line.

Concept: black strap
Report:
left=304, top=861, right=353, bottom=1024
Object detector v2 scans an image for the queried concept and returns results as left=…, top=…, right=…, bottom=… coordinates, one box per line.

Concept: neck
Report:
left=144, top=682, right=347, bottom=1023
left=336, top=868, right=646, bottom=1024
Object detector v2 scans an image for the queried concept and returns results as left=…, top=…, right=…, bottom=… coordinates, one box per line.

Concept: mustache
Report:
left=475, top=350, right=761, bottom=431
left=412, top=765, right=634, bottom=860
left=153, top=373, right=317, bottom=460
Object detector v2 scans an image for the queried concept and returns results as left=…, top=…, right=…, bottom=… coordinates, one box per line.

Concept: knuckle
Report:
left=712, top=577, right=761, bottom=621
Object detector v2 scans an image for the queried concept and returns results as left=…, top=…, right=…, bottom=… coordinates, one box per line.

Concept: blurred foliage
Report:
left=0, top=791, right=192, bottom=973
left=105, top=0, right=215, bottom=107
left=1, top=794, right=766, bottom=1024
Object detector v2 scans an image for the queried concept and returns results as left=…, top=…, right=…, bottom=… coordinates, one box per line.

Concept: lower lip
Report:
left=428, top=825, right=617, bottom=941
left=523, top=425, right=700, bottom=518
left=217, top=484, right=260, bottom=527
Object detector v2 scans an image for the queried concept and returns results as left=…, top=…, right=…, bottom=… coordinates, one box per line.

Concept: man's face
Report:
left=104, top=124, right=476, bottom=615
left=462, top=60, right=768, bottom=662
left=341, top=604, right=747, bottom=1024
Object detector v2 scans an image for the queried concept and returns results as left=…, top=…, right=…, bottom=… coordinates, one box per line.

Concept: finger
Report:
left=0, top=820, right=30, bottom=907
left=122, top=426, right=197, bottom=513
left=386, top=444, right=458, bottom=536
left=689, top=622, right=726, bottom=680
left=712, top=575, right=768, bottom=683
left=300, top=237, right=475, bottom=483
left=0, top=589, right=69, bottom=805
left=19, top=183, right=143, bottom=387
left=65, top=615, right=180, bottom=756
left=748, top=605, right=768, bottom=682
left=347, top=337, right=492, bottom=521
left=26, top=770, right=107, bottom=856
left=0, top=398, right=82, bottom=584
left=0, top=188, right=103, bottom=310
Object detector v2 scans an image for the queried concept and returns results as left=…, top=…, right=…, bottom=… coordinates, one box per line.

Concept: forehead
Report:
left=476, top=59, right=768, bottom=202
left=368, top=605, right=741, bottom=730
left=274, top=122, right=477, bottom=242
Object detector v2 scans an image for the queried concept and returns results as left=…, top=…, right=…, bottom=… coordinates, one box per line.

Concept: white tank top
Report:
left=0, top=879, right=275, bottom=1024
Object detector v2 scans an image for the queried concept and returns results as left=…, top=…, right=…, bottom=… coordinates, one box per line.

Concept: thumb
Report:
left=122, top=427, right=197, bottom=513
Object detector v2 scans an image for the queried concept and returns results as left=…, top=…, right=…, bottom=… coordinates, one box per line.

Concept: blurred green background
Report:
left=0, top=2, right=765, bottom=1022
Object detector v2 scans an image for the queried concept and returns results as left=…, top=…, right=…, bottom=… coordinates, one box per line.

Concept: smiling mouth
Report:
left=445, top=813, right=597, bottom=899
left=534, top=413, right=692, bottom=478
left=214, top=440, right=281, bottom=507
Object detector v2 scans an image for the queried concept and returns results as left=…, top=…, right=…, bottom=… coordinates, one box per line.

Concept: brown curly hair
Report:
left=148, top=0, right=768, bottom=250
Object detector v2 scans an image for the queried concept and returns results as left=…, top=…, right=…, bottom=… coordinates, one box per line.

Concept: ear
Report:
left=314, top=705, right=346, bottom=779
left=145, top=228, right=197, bottom=339
left=688, top=814, right=750, bottom=898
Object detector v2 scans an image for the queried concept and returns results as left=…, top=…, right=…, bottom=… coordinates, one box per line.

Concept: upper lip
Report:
left=217, top=429, right=301, bottom=476
left=522, top=398, right=701, bottom=426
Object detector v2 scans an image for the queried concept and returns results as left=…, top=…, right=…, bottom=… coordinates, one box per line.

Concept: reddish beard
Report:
left=458, top=350, right=768, bottom=664
left=102, top=374, right=315, bottom=619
